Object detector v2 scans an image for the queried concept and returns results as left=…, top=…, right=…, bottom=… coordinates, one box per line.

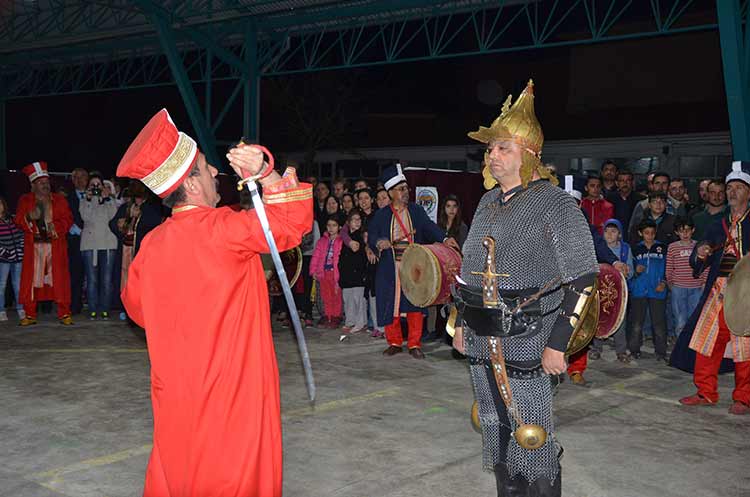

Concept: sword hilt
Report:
left=234, top=141, right=275, bottom=190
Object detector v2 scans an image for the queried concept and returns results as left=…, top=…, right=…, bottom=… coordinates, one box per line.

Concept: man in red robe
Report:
left=117, top=109, right=313, bottom=497
left=15, top=162, right=74, bottom=326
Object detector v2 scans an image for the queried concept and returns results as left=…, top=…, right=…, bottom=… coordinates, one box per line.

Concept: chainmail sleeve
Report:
left=545, top=193, right=598, bottom=284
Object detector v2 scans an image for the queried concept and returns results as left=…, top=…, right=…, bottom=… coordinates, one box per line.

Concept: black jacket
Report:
left=67, top=189, right=85, bottom=232
left=109, top=201, right=162, bottom=256
left=338, top=228, right=367, bottom=288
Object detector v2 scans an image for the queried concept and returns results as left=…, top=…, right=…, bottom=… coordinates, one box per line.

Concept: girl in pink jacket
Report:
left=310, top=214, right=344, bottom=328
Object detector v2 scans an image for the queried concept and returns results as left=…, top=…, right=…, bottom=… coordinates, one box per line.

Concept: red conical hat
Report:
left=22, top=161, right=49, bottom=183
left=117, top=109, right=199, bottom=198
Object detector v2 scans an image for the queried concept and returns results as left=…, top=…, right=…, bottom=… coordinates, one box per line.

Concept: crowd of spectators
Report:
left=578, top=161, right=727, bottom=365
left=0, top=159, right=732, bottom=368
left=0, top=166, right=163, bottom=323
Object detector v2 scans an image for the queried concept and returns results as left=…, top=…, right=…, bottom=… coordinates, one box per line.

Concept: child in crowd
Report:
left=590, top=218, right=633, bottom=363
left=628, top=219, right=668, bottom=362
left=310, top=215, right=344, bottom=328
left=666, top=218, right=707, bottom=337
left=375, top=188, right=390, bottom=209
left=0, top=196, right=25, bottom=321
left=338, top=209, right=368, bottom=334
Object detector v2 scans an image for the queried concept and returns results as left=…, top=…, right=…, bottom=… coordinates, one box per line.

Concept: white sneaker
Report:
left=18, top=309, right=26, bottom=320
left=0, top=311, right=7, bottom=321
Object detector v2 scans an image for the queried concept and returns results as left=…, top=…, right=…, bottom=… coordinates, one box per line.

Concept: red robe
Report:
left=15, top=192, right=73, bottom=317
left=122, top=180, right=312, bottom=497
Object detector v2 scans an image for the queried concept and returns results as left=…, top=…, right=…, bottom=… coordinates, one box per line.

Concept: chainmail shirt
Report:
left=461, top=180, right=597, bottom=483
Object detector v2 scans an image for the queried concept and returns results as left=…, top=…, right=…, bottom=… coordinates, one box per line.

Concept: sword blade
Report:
left=245, top=180, right=316, bottom=403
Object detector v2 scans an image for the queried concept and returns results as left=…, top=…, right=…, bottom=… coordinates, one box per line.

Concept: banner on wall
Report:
left=415, top=186, right=438, bottom=223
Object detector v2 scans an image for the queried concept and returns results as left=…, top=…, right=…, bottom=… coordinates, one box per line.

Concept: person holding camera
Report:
left=109, top=180, right=162, bottom=315
left=79, top=172, right=118, bottom=320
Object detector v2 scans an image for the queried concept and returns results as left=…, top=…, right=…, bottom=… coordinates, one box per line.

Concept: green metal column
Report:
left=138, top=2, right=220, bottom=167
left=244, top=21, right=260, bottom=142
left=0, top=76, right=6, bottom=171
left=717, top=0, right=750, bottom=161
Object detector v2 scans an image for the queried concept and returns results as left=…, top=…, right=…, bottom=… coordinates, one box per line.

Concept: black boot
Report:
left=494, top=464, right=561, bottom=497
left=494, top=464, right=528, bottom=497
left=528, top=468, right=561, bottom=497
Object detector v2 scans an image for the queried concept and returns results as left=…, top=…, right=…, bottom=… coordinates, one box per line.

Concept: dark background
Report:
left=4, top=30, right=728, bottom=177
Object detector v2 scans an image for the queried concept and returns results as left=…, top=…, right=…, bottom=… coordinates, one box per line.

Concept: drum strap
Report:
left=721, top=208, right=748, bottom=259
left=391, top=206, right=414, bottom=244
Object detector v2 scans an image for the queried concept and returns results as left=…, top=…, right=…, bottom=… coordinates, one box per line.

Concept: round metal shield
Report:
left=595, top=263, right=628, bottom=339
left=565, top=282, right=600, bottom=357
left=725, top=255, right=750, bottom=336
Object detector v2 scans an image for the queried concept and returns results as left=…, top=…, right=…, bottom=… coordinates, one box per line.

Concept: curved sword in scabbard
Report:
left=237, top=144, right=316, bottom=403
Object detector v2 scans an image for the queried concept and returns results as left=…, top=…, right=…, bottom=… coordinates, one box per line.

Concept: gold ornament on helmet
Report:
left=468, top=79, right=557, bottom=189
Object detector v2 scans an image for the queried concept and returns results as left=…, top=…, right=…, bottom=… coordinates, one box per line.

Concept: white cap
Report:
left=726, top=161, right=750, bottom=187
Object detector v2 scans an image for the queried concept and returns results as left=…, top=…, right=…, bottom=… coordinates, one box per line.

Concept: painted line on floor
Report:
left=614, top=387, right=679, bottom=405
left=26, top=443, right=154, bottom=494
left=283, top=386, right=401, bottom=419
left=4, top=347, right=147, bottom=353
left=583, top=371, right=678, bottom=405
left=25, top=387, right=400, bottom=494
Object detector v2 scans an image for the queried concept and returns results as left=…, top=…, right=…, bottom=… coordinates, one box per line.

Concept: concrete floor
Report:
left=1, top=312, right=748, bottom=497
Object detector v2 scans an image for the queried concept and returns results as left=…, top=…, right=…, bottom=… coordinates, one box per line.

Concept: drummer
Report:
left=676, top=160, right=750, bottom=415
left=367, top=164, right=460, bottom=359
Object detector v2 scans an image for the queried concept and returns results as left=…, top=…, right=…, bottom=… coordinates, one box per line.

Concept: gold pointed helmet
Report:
left=468, top=79, right=556, bottom=189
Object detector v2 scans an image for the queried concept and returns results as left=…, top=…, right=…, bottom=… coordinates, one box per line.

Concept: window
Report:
left=679, top=156, right=714, bottom=178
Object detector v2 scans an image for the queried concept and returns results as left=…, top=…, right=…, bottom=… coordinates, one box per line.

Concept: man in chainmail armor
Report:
left=453, top=80, right=598, bottom=496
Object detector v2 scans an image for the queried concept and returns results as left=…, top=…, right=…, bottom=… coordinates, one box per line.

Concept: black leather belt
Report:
left=453, top=283, right=560, bottom=338
left=468, top=356, right=545, bottom=379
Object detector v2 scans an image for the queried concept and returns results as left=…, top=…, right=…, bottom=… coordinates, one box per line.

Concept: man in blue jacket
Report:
left=368, top=164, right=459, bottom=359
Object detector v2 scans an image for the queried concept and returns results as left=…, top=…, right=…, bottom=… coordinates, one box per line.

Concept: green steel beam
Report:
left=244, top=21, right=260, bottom=142
left=205, top=49, right=213, bottom=127
left=1, top=1, right=719, bottom=99
left=138, top=1, right=221, bottom=168
left=717, top=0, right=750, bottom=161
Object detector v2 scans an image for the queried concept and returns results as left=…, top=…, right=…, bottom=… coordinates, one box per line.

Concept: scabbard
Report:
left=245, top=180, right=316, bottom=403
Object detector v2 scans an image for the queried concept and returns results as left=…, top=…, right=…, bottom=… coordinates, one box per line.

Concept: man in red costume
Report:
left=118, top=109, right=313, bottom=497
left=15, top=162, right=74, bottom=326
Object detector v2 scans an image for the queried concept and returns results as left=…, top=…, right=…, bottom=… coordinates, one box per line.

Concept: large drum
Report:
left=566, top=263, right=628, bottom=355
left=262, top=246, right=303, bottom=297
left=594, top=263, right=628, bottom=339
left=399, top=243, right=462, bottom=307
left=725, top=255, right=750, bottom=336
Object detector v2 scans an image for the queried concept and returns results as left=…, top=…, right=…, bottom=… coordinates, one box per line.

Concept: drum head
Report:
left=725, top=256, right=750, bottom=336
left=595, top=263, right=628, bottom=339
left=400, top=245, right=440, bottom=307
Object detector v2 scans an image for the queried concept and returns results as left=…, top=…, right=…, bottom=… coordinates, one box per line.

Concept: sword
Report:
left=235, top=143, right=316, bottom=403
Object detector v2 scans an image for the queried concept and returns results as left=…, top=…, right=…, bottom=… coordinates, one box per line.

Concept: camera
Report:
left=90, top=186, right=102, bottom=197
